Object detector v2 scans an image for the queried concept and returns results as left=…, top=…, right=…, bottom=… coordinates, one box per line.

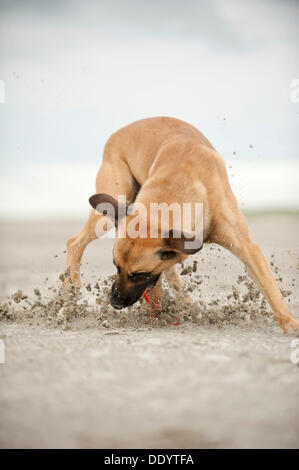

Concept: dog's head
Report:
left=89, top=193, right=202, bottom=309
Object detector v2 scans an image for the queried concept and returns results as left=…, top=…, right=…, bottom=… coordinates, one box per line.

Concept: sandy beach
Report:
left=0, top=215, right=298, bottom=448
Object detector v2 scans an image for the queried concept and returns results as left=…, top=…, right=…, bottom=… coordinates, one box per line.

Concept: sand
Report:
left=0, top=215, right=298, bottom=449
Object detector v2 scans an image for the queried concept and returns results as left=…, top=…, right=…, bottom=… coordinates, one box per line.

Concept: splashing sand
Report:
left=0, top=249, right=292, bottom=332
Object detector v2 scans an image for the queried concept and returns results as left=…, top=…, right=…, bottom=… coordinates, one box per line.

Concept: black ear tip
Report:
left=89, top=194, right=97, bottom=208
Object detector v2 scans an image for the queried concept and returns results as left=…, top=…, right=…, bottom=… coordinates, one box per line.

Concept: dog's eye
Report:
left=128, top=272, right=151, bottom=281
left=158, top=250, right=177, bottom=260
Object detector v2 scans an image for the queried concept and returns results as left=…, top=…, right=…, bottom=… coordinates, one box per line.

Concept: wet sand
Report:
left=0, top=216, right=298, bottom=448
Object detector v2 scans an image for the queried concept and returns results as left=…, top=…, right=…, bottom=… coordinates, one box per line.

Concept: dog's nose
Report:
left=110, top=282, right=127, bottom=309
left=109, top=294, right=126, bottom=309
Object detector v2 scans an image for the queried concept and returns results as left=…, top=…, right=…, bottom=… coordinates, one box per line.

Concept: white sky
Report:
left=0, top=0, right=298, bottom=218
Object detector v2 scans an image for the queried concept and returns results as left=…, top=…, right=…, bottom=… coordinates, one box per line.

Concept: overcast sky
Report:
left=0, top=0, right=298, bottom=218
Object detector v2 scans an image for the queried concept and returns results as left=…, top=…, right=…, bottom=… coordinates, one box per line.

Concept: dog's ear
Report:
left=164, top=229, right=203, bottom=255
left=89, top=193, right=127, bottom=227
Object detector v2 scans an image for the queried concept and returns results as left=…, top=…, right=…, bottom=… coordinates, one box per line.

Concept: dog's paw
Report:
left=282, top=317, right=299, bottom=335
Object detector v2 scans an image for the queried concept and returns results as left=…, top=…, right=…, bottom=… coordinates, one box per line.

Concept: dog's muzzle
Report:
left=109, top=274, right=160, bottom=309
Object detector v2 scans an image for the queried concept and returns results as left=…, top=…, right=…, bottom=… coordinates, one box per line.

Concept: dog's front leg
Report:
left=164, top=266, right=195, bottom=306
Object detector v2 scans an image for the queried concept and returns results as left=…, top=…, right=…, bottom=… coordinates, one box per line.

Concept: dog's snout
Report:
left=109, top=281, right=127, bottom=309
left=110, top=280, right=137, bottom=309
left=109, top=296, right=126, bottom=309
left=109, top=272, right=161, bottom=309
left=109, top=280, right=145, bottom=309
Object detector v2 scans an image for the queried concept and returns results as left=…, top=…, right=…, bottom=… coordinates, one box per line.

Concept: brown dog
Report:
left=66, top=116, right=299, bottom=332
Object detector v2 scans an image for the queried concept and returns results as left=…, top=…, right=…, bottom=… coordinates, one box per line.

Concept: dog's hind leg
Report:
left=212, top=209, right=299, bottom=333
left=66, top=143, right=139, bottom=287
left=66, top=208, right=104, bottom=287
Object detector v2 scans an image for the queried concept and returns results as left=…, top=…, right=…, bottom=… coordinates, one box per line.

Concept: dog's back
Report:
left=104, top=117, right=214, bottom=182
